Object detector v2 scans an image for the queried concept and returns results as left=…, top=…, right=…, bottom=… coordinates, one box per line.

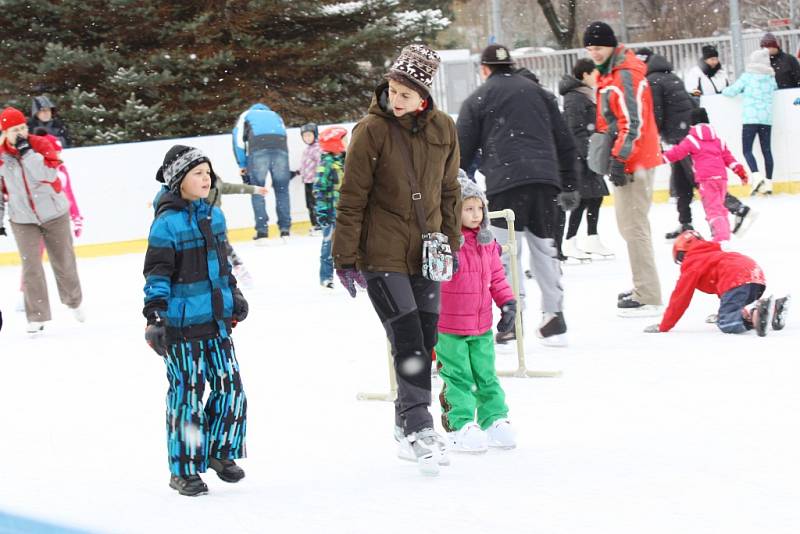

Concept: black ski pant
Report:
left=364, top=271, right=439, bottom=436
left=671, top=156, right=745, bottom=225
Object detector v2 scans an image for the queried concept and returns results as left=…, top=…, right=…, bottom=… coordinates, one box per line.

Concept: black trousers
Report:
left=304, top=183, right=319, bottom=228
left=364, top=271, right=440, bottom=435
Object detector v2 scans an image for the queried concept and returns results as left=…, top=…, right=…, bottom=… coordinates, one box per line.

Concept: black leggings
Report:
left=566, top=197, right=602, bottom=239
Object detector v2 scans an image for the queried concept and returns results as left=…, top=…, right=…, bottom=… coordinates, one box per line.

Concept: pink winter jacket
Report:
left=662, top=124, right=742, bottom=183
left=438, top=227, right=515, bottom=336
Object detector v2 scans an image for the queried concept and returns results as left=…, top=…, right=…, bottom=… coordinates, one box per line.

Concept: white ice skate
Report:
left=71, top=305, right=86, bottom=323
left=447, top=422, right=488, bottom=454
left=320, top=280, right=334, bottom=291
left=26, top=321, right=45, bottom=334
left=732, top=206, right=758, bottom=237
left=581, top=235, right=614, bottom=259
left=562, top=237, right=591, bottom=264
left=395, top=426, right=449, bottom=476
left=617, top=296, right=662, bottom=318
left=487, top=418, right=517, bottom=449
left=749, top=172, right=766, bottom=196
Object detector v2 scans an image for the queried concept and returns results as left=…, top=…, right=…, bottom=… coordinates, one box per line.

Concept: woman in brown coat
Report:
left=332, top=44, right=462, bottom=475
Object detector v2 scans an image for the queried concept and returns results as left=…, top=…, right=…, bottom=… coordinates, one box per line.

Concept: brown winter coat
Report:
left=333, top=82, right=462, bottom=274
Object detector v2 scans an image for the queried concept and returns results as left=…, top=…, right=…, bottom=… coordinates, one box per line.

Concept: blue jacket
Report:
left=722, top=72, right=778, bottom=125
left=143, top=191, right=239, bottom=342
left=232, top=103, right=287, bottom=168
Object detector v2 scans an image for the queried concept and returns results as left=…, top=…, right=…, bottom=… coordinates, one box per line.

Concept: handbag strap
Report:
left=388, top=121, right=429, bottom=234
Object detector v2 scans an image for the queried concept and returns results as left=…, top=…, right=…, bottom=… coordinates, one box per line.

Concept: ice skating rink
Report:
left=0, top=195, right=797, bottom=534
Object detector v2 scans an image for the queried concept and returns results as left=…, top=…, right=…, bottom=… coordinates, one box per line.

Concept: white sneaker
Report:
left=487, top=418, right=517, bottom=449
left=71, top=305, right=86, bottom=323
left=562, top=237, right=591, bottom=262
left=447, top=422, right=488, bottom=454
left=581, top=234, right=614, bottom=257
left=26, top=321, right=45, bottom=334
left=395, top=426, right=449, bottom=475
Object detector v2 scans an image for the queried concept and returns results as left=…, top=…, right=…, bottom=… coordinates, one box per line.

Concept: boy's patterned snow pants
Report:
left=164, top=336, right=247, bottom=476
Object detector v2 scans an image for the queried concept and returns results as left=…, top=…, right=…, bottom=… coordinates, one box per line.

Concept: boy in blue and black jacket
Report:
left=143, top=145, right=249, bottom=497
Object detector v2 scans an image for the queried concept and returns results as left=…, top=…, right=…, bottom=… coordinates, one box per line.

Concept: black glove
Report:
left=497, top=300, right=517, bottom=333
left=232, top=289, right=248, bottom=323
left=241, top=172, right=251, bottom=185
left=144, top=311, right=167, bottom=357
left=0, top=227, right=6, bottom=237
left=609, top=158, right=629, bottom=187
left=290, top=170, right=300, bottom=179
left=557, top=190, right=581, bottom=211
left=14, top=136, right=31, bottom=156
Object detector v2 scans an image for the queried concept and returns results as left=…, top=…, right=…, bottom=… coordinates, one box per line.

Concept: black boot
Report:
left=169, top=474, right=208, bottom=496
left=209, top=457, right=246, bottom=483
left=751, top=297, right=773, bottom=337
left=772, top=295, right=790, bottom=331
left=665, top=223, right=693, bottom=240
left=538, top=312, right=567, bottom=338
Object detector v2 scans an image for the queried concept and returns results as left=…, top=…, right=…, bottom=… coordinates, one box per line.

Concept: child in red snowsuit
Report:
left=645, top=230, right=788, bottom=336
left=662, top=108, right=747, bottom=242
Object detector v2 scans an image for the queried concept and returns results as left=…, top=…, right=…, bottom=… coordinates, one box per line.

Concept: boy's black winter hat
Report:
left=583, top=21, right=618, bottom=48
left=702, top=45, right=719, bottom=60
left=155, top=144, right=217, bottom=192
left=690, top=107, right=710, bottom=125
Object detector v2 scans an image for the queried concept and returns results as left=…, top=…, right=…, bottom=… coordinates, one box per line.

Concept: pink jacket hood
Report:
left=438, top=228, right=515, bottom=336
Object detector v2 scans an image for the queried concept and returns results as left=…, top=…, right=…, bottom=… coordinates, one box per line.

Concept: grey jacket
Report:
left=0, top=148, right=69, bottom=225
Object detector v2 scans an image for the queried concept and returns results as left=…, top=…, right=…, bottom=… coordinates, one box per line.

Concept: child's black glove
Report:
left=145, top=312, right=167, bottom=357
left=497, top=300, right=517, bottom=333
left=232, top=289, right=248, bottom=324
left=14, top=136, right=31, bottom=157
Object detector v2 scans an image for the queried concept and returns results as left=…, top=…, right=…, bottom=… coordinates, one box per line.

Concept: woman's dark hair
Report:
left=572, top=58, right=596, bottom=81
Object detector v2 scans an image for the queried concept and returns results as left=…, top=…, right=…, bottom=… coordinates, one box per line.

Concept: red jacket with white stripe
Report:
left=596, top=46, right=663, bottom=173
left=658, top=241, right=766, bottom=332
left=662, top=123, right=743, bottom=184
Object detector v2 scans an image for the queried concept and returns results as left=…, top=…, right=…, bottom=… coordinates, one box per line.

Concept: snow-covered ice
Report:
left=0, top=195, right=798, bottom=534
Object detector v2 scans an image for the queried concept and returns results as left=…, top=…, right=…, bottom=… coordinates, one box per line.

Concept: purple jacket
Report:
left=663, top=124, right=742, bottom=183
left=439, top=227, right=515, bottom=336
left=299, top=142, right=321, bottom=184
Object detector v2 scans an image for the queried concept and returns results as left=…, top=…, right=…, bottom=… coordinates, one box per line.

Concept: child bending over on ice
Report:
left=662, top=108, right=748, bottom=243
left=436, top=172, right=518, bottom=453
left=644, top=230, right=789, bottom=336
left=143, top=145, right=249, bottom=497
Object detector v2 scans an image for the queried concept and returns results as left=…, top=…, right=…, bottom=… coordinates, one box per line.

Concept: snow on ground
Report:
left=0, top=195, right=798, bottom=534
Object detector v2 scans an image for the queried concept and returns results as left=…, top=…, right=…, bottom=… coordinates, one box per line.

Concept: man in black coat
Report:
left=761, top=32, right=800, bottom=89
left=27, top=95, right=72, bottom=148
left=457, top=44, right=577, bottom=346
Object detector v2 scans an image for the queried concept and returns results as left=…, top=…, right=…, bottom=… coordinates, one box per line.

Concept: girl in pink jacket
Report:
left=663, top=108, right=748, bottom=242
left=436, top=174, right=517, bottom=453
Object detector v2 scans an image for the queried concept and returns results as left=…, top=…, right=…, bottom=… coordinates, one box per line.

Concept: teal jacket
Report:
left=723, top=72, right=778, bottom=125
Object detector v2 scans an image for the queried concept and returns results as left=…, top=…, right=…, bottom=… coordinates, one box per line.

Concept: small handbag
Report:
left=587, top=131, right=612, bottom=175
left=389, top=122, right=454, bottom=282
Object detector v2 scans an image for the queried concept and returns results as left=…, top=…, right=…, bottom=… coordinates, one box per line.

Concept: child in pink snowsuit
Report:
left=663, top=108, right=747, bottom=242
left=35, top=130, right=82, bottom=236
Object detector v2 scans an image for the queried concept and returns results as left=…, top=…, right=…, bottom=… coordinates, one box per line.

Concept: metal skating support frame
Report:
left=356, top=341, right=398, bottom=402
left=488, top=209, right=562, bottom=378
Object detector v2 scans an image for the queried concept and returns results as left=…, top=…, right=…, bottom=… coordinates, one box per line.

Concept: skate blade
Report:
left=417, top=455, right=440, bottom=476
left=617, top=305, right=662, bottom=318
left=538, top=333, right=568, bottom=347
left=489, top=443, right=517, bottom=450
left=562, top=257, right=591, bottom=265
left=448, top=446, right=488, bottom=455
left=734, top=210, right=758, bottom=237
left=586, top=252, right=615, bottom=260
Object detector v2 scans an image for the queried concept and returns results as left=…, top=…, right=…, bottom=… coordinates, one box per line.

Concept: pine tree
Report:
left=0, top=0, right=452, bottom=146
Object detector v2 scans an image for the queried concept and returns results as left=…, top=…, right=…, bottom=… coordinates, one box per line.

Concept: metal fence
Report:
left=432, top=29, right=800, bottom=115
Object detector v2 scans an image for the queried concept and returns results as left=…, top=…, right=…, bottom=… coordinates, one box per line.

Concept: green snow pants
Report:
left=436, top=330, right=508, bottom=432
